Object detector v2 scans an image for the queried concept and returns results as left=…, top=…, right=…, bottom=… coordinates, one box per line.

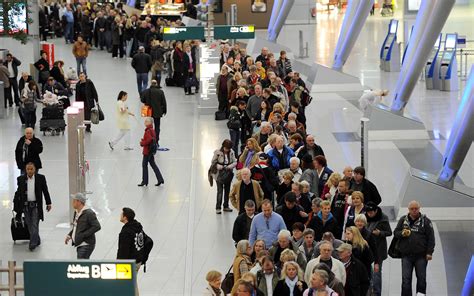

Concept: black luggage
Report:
left=11, top=214, right=30, bottom=243
left=215, top=110, right=227, bottom=121
left=40, top=118, right=66, bottom=135
left=165, top=77, right=176, bottom=86
left=42, top=104, right=64, bottom=119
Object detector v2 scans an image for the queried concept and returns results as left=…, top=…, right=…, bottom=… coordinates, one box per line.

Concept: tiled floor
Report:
left=0, top=2, right=473, bottom=295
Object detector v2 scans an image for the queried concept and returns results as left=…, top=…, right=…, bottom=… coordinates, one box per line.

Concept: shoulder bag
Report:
left=220, top=264, right=234, bottom=294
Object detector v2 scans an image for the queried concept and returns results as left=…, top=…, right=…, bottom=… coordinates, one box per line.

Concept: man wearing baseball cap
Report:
left=65, top=193, right=101, bottom=259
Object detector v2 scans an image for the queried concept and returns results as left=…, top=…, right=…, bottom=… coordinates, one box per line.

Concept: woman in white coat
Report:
left=109, top=91, right=134, bottom=150
left=203, top=270, right=225, bottom=296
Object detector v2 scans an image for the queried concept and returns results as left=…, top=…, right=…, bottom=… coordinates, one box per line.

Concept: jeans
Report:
left=24, top=205, right=40, bottom=249
left=98, top=30, right=107, bottom=49
left=23, top=108, right=37, bottom=128
left=229, top=129, right=240, bottom=156
left=136, top=73, right=149, bottom=95
left=142, top=154, right=164, bottom=185
left=371, top=261, right=383, bottom=296
left=216, top=180, right=231, bottom=210
left=153, top=117, right=161, bottom=141
left=9, top=78, right=20, bottom=105
left=65, top=22, right=74, bottom=43
left=111, top=129, right=131, bottom=148
left=402, top=255, right=428, bottom=296
left=125, top=38, right=134, bottom=57
left=76, top=57, right=87, bottom=76
left=154, top=71, right=162, bottom=87
left=77, top=244, right=95, bottom=259
left=105, top=31, right=112, bottom=51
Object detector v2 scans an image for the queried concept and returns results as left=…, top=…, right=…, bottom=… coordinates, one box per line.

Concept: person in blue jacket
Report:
left=267, top=135, right=295, bottom=172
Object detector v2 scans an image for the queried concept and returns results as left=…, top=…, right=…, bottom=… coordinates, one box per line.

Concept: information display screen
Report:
left=162, top=26, right=205, bottom=41
left=389, top=20, right=398, bottom=34
left=407, top=0, right=422, bottom=12
left=445, top=34, right=457, bottom=49
left=0, top=2, right=28, bottom=34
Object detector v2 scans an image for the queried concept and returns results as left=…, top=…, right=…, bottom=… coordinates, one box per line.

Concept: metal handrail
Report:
left=0, top=261, right=24, bottom=296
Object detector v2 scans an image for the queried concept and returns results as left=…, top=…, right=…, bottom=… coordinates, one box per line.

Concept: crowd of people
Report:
left=207, top=44, right=436, bottom=296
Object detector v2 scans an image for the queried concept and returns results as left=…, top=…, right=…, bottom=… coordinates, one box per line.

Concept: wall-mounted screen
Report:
left=0, top=2, right=28, bottom=34
left=407, top=0, right=422, bottom=12
left=389, top=20, right=398, bottom=34
left=445, top=34, right=457, bottom=49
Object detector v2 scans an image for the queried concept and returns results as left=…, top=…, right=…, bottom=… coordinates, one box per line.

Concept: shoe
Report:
left=223, top=208, right=233, bottom=212
left=124, top=147, right=134, bottom=151
left=137, top=183, right=148, bottom=187
left=29, top=246, right=36, bottom=251
left=155, top=181, right=164, bottom=186
left=216, top=209, right=222, bottom=214
left=108, top=142, right=114, bottom=150
left=86, top=129, right=92, bottom=133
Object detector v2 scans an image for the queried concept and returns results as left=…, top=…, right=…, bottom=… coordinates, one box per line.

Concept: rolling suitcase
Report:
left=215, top=110, right=227, bottom=121
left=11, top=213, right=30, bottom=242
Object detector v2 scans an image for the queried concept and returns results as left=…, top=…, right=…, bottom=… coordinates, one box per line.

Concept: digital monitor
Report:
left=389, top=20, right=398, bottom=34
left=445, top=34, right=457, bottom=49
left=0, top=2, right=28, bottom=34
left=407, top=0, right=422, bottom=12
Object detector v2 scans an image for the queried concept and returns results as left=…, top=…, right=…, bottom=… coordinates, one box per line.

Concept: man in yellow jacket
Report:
left=230, top=168, right=264, bottom=214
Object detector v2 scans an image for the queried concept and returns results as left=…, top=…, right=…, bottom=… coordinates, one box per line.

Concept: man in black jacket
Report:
left=4, top=53, right=21, bottom=106
left=350, top=166, right=382, bottom=205
left=65, top=193, right=101, bottom=259
left=331, top=179, right=349, bottom=239
left=16, top=162, right=52, bottom=251
left=297, top=135, right=325, bottom=160
left=276, top=192, right=308, bottom=229
left=337, top=243, right=370, bottom=296
left=132, top=46, right=152, bottom=95
left=75, top=72, right=98, bottom=133
left=141, top=80, right=167, bottom=140
left=15, top=128, right=43, bottom=175
left=232, top=200, right=256, bottom=246
left=394, top=200, right=435, bottom=296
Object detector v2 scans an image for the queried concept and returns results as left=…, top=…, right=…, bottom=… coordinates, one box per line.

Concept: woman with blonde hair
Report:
left=233, top=240, right=253, bottom=285
left=344, top=226, right=374, bottom=279
left=268, top=102, right=285, bottom=122
left=203, top=270, right=224, bottom=296
left=273, top=261, right=308, bottom=296
left=344, top=191, right=366, bottom=230
left=239, top=138, right=261, bottom=169
left=231, top=272, right=264, bottom=296
left=320, top=172, right=342, bottom=203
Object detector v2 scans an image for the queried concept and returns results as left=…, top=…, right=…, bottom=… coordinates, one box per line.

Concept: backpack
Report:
left=149, top=131, right=158, bottom=155
left=135, top=230, right=154, bottom=272
left=300, top=87, right=313, bottom=107
left=226, top=112, right=241, bottom=130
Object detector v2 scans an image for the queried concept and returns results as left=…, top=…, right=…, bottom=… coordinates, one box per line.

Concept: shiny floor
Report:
left=0, top=3, right=473, bottom=296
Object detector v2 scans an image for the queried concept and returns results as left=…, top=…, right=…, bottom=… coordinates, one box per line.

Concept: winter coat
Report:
left=16, top=173, right=51, bottom=221
left=4, top=57, right=21, bottom=77
left=140, top=126, right=156, bottom=156
left=75, top=79, right=98, bottom=111
left=117, top=220, right=145, bottom=262
left=307, top=212, right=340, bottom=242
left=72, top=40, right=89, bottom=58
left=267, top=146, right=295, bottom=171
left=142, top=85, right=167, bottom=118
left=230, top=180, right=264, bottom=212
left=268, top=240, right=307, bottom=270
left=15, top=136, right=43, bottom=170
left=365, top=208, right=392, bottom=261
left=273, top=279, right=308, bottom=296
left=343, top=256, right=369, bottom=296
left=211, top=149, right=237, bottom=181
left=350, top=178, right=382, bottom=205
left=132, top=52, right=152, bottom=74
left=68, top=208, right=101, bottom=246
left=276, top=203, right=308, bottom=231
left=394, top=213, right=435, bottom=256
left=299, top=168, right=319, bottom=196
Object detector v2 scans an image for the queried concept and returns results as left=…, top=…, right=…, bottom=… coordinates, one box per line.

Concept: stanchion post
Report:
left=66, top=107, right=80, bottom=224
left=360, top=117, right=370, bottom=176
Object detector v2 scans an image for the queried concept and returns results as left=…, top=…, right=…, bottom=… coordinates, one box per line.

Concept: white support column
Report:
left=333, top=0, right=360, bottom=63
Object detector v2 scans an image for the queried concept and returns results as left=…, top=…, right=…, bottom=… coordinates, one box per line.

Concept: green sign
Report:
left=163, top=26, right=205, bottom=40
left=24, top=260, right=136, bottom=296
left=214, top=25, right=256, bottom=40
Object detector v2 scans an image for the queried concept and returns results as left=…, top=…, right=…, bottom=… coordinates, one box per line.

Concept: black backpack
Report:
left=135, top=231, right=154, bottom=272
left=149, top=134, right=158, bottom=155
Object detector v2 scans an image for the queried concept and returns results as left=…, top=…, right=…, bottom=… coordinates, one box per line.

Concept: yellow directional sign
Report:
left=116, top=264, right=132, bottom=280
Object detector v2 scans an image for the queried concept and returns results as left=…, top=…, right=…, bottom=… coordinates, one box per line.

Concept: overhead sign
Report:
left=24, top=260, right=136, bottom=296
left=214, top=25, right=255, bottom=40
left=163, top=26, right=205, bottom=40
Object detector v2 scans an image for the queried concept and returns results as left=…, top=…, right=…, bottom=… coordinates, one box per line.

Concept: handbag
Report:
left=90, top=106, right=99, bottom=124
left=220, top=265, right=234, bottom=294
left=388, top=236, right=402, bottom=259
left=216, top=168, right=234, bottom=183
left=97, top=103, right=105, bottom=121
left=141, top=105, right=153, bottom=117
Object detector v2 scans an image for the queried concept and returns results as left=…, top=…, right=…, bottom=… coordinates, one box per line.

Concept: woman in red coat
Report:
left=138, top=117, right=164, bottom=187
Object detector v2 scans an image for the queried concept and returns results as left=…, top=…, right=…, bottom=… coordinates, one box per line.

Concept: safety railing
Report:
left=0, top=261, right=24, bottom=296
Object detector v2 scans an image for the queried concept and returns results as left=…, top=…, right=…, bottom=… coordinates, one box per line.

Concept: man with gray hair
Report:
left=307, top=269, right=338, bottom=295
left=305, top=241, right=346, bottom=285
left=65, top=193, right=101, bottom=259
left=268, top=229, right=307, bottom=270
left=232, top=200, right=256, bottom=245
left=230, top=168, right=264, bottom=214
left=253, top=121, right=273, bottom=148
left=132, top=46, right=153, bottom=95
left=267, top=135, right=295, bottom=171
left=337, top=242, right=369, bottom=296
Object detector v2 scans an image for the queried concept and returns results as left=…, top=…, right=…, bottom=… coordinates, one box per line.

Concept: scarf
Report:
left=186, top=51, right=193, bottom=69
left=211, top=286, right=221, bottom=296
left=175, top=47, right=184, bottom=60
left=245, top=150, right=255, bottom=168
left=285, top=277, right=298, bottom=296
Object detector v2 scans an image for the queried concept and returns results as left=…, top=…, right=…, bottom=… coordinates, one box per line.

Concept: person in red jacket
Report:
left=138, top=117, right=164, bottom=187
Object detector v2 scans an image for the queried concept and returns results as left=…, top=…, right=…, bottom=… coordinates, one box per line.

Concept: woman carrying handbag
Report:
left=211, top=139, right=237, bottom=214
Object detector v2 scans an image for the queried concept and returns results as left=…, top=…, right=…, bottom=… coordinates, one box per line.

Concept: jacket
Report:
left=297, top=144, right=325, bottom=160
left=4, top=57, right=21, bottom=77
left=276, top=203, right=307, bottom=230
left=276, top=58, right=292, bottom=78
left=299, top=168, right=319, bottom=196
left=202, top=284, right=225, bottom=296
left=230, top=180, right=264, bottom=212
left=269, top=240, right=307, bottom=270
left=140, top=126, right=156, bottom=156
left=16, top=174, right=52, bottom=221
left=142, top=86, right=167, bottom=118
left=72, top=40, right=89, bottom=58
left=111, top=22, right=124, bottom=45
left=68, top=208, right=101, bottom=246
left=232, top=212, right=254, bottom=244
left=267, top=146, right=295, bottom=171
left=365, top=208, right=392, bottom=261
left=75, top=79, right=98, bottom=110
left=49, top=66, right=67, bottom=88
left=0, top=65, right=10, bottom=87
left=305, top=256, right=346, bottom=286
left=273, top=279, right=308, bottom=296
left=307, top=212, right=340, bottom=242
left=117, top=220, right=145, bottom=262
left=183, top=51, right=196, bottom=77
left=350, top=178, right=382, bottom=205
left=238, top=148, right=259, bottom=168
left=343, top=256, right=369, bottom=296
left=132, top=52, right=152, bottom=74
left=317, top=167, right=334, bottom=196
left=256, top=270, right=279, bottom=296
left=394, top=213, right=435, bottom=256
left=215, top=73, right=232, bottom=99
left=15, top=136, right=43, bottom=170
left=251, top=163, right=280, bottom=200
left=233, top=254, right=253, bottom=284
left=211, top=149, right=237, bottom=181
